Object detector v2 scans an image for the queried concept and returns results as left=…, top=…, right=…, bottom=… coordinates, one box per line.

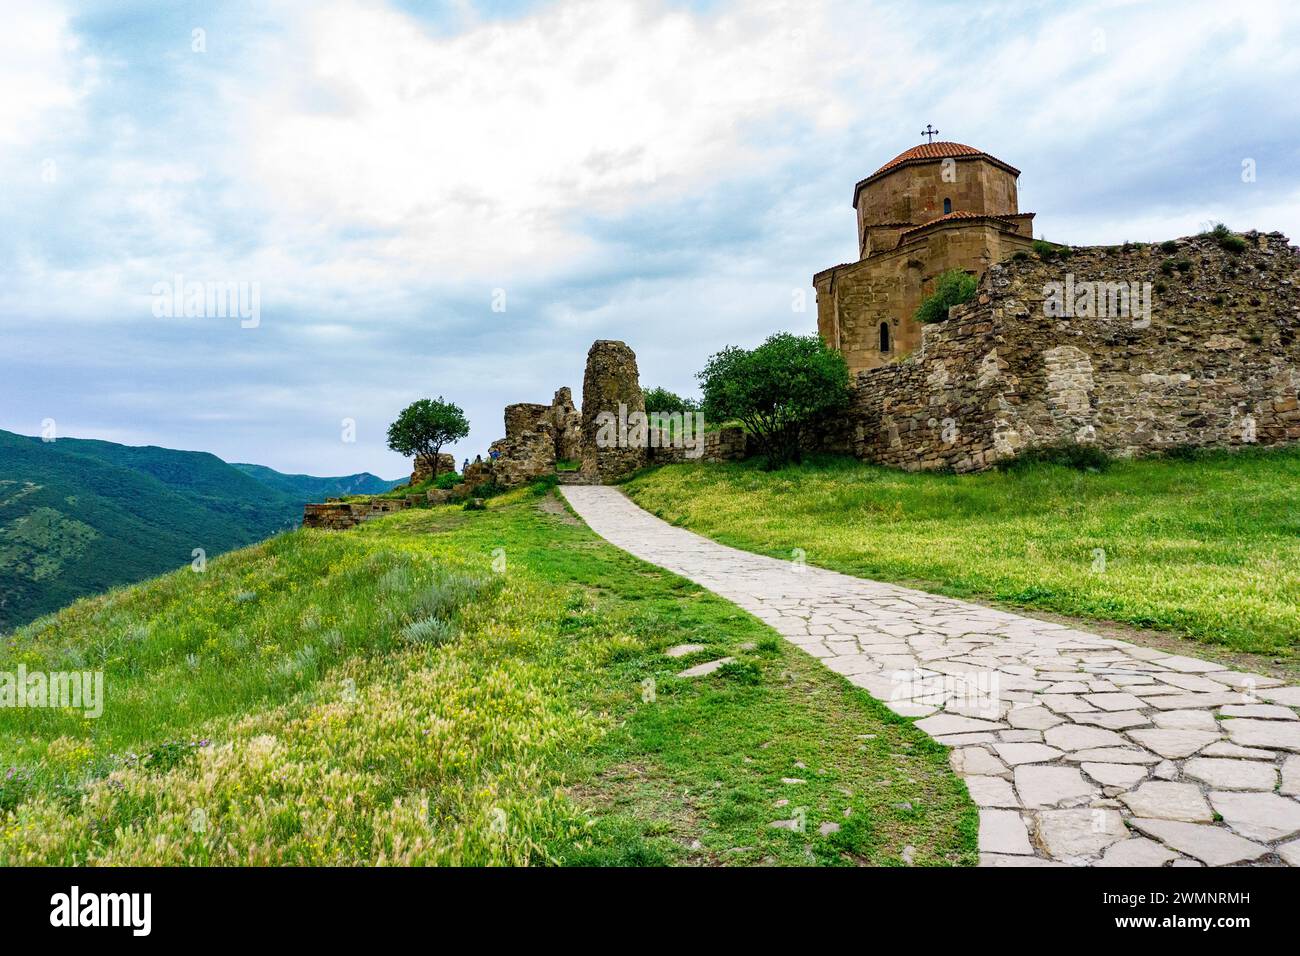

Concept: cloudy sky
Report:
left=3, top=0, right=1299, bottom=477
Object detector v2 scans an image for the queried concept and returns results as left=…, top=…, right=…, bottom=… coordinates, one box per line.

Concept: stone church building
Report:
left=814, top=141, right=1038, bottom=374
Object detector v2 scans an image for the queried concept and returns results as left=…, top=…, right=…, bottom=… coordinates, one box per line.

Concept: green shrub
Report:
left=697, top=332, right=850, bottom=470
left=914, top=269, right=978, bottom=324
left=1202, top=222, right=1247, bottom=253
left=142, top=739, right=205, bottom=773
left=400, top=615, right=456, bottom=646
left=1032, top=239, right=1072, bottom=261
left=1011, top=250, right=1030, bottom=262
left=433, top=471, right=462, bottom=490
left=718, top=660, right=762, bottom=684
left=1160, top=240, right=1179, bottom=253
left=529, top=474, right=559, bottom=495
left=998, top=443, right=1111, bottom=473
left=409, top=571, right=498, bottom=621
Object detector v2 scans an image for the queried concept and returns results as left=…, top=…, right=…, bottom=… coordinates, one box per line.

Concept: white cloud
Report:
left=233, top=0, right=911, bottom=282
left=0, top=3, right=97, bottom=146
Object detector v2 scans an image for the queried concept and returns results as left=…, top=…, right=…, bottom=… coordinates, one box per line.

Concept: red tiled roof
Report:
left=898, top=211, right=1014, bottom=241
left=871, top=142, right=987, bottom=177
left=852, top=142, right=1020, bottom=206
left=916, top=210, right=1004, bottom=225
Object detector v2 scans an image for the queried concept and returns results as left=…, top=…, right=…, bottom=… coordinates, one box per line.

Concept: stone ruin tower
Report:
left=580, top=339, right=647, bottom=480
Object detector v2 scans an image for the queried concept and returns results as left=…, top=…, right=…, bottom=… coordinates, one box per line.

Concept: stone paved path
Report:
left=560, top=485, right=1300, bottom=867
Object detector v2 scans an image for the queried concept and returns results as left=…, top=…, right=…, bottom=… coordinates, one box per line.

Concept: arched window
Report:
left=943, top=197, right=952, bottom=214
left=879, top=322, right=891, bottom=353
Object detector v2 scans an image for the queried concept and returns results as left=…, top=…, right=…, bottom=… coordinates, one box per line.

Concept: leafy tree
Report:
left=914, top=269, right=978, bottom=324
left=642, top=386, right=699, bottom=437
left=386, top=398, right=469, bottom=479
left=697, top=332, right=849, bottom=469
left=641, top=386, right=699, bottom=415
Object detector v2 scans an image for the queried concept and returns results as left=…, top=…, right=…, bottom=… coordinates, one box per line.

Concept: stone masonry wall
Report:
left=851, top=231, right=1300, bottom=471
left=581, top=339, right=648, bottom=480
left=647, top=425, right=748, bottom=465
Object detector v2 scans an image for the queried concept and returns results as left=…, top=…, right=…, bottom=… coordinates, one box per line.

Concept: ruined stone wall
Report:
left=580, top=339, right=647, bottom=480
left=548, top=387, right=583, bottom=462
left=850, top=231, right=1300, bottom=472
left=504, top=403, right=550, bottom=439
left=489, top=428, right=555, bottom=488
left=646, top=425, right=748, bottom=465
left=303, top=497, right=414, bottom=529
left=484, top=391, right=584, bottom=489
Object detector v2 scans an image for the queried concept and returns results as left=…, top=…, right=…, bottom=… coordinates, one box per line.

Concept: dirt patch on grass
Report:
left=537, top=492, right=581, bottom=525
left=563, top=762, right=721, bottom=865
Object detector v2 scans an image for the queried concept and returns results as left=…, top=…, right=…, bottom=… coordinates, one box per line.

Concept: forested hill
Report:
left=0, top=429, right=395, bottom=630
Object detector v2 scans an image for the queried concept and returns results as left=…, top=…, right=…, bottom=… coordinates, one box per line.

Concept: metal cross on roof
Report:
left=921, top=124, right=940, bottom=144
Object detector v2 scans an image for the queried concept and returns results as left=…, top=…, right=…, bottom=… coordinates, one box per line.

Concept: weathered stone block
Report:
left=580, top=339, right=647, bottom=481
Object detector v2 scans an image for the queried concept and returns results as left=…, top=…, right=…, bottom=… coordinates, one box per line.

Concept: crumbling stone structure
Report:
left=409, top=452, right=455, bottom=486
left=485, top=388, right=585, bottom=488
left=580, top=340, right=648, bottom=480
left=849, top=232, right=1300, bottom=471
left=305, top=338, right=755, bottom=528
left=549, top=387, right=584, bottom=462
left=488, top=411, right=555, bottom=488
left=303, top=496, right=414, bottom=530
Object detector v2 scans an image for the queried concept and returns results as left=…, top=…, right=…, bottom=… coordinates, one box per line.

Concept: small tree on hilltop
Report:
left=386, top=397, right=470, bottom=480
left=697, top=332, right=849, bottom=470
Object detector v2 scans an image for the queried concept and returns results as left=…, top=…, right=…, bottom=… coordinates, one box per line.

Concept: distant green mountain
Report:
left=0, top=430, right=400, bottom=631
left=231, top=463, right=403, bottom=499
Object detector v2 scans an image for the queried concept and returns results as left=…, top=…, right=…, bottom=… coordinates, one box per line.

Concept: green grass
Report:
left=0, top=488, right=972, bottom=865
left=623, top=447, right=1300, bottom=657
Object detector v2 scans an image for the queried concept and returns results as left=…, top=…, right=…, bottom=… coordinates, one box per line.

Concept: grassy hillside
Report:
left=0, top=430, right=301, bottom=630
left=624, top=447, right=1300, bottom=657
left=0, top=488, right=973, bottom=866
left=0, top=430, right=411, bottom=630
left=231, top=462, right=403, bottom=499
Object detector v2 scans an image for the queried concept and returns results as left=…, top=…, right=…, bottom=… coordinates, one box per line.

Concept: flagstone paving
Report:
left=560, top=485, right=1300, bottom=867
